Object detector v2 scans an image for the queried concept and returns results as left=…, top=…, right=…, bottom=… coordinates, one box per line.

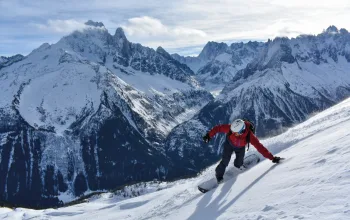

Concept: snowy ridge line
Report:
left=263, top=97, right=350, bottom=156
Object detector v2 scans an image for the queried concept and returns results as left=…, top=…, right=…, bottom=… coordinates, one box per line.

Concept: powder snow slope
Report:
left=2, top=97, right=350, bottom=219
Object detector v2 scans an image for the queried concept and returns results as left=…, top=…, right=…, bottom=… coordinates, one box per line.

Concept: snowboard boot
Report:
left=235, top=164, right=247, bottom=171
left=216, top=175, right=223, bottom=184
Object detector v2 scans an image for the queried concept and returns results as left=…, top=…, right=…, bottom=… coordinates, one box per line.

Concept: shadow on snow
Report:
left=188, top=164, right=280, bottom=220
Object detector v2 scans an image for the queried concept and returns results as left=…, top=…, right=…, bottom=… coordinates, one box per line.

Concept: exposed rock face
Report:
left=0, top=54, right=24, bottom=70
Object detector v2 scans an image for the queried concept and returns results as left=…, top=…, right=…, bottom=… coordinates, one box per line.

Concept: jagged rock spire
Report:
left=115, top=27, right=127, bottom=40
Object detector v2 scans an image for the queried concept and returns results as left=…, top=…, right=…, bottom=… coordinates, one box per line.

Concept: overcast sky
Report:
left=1, top=0, right=350, bottom=57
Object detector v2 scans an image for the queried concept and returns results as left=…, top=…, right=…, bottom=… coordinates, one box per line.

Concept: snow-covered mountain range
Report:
left=2, top=95, right=350, bottom=220
left=165, top=25, right=350, bottom=177
left=172, top=41, right=264, bottom=95
left=0, top=20, right=212, bottom=208
left=0, top=22, right=349, bottom=208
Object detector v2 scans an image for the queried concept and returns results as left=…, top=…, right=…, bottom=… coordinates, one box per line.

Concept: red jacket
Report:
left=208, top=121, right=274, bottom=160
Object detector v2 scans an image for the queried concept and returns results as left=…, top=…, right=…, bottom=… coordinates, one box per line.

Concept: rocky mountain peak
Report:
left=198, top=41, right=228, bottom=60
left=114, top=27, right=127, bottom=40
left=272, top=37, right=290, bottom=44
left=0, top=54, right=25, bottom=69
left=325, top=25, right=339, bottom=34
left=229, top=42, right=244, bottom=50
left=113, top=27, right=129, bottom=49
left=156, top=46, right=172, bottom=59
left=0, top=56, right=7, bottom=63
left=340, top=28, right=349, bottom=35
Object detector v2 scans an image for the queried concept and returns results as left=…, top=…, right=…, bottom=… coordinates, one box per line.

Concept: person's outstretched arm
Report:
left=203, top=124, right=230, bottom=143
left=249, top=132, right=274, bottom=160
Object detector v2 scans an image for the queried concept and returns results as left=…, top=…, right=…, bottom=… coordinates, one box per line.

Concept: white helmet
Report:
left=230, top=119, right=246, bottom=134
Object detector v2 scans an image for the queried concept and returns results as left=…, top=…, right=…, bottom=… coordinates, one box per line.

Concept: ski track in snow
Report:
left=1, top=98, right=350, bottom=219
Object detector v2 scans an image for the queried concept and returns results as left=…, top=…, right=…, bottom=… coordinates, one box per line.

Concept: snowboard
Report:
left=198, top=154, right=260, bottom=193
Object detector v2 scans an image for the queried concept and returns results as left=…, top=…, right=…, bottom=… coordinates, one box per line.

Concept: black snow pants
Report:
left=215, top=139, right=245, bottom=179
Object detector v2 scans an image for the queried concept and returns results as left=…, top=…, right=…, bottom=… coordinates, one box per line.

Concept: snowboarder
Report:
left=203, top=119, right=281, bottom=183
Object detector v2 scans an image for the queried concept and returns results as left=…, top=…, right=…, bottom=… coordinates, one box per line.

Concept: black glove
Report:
left=203, top=133, right=211, bottom=143
left=272, top=156, right=281, bottom=163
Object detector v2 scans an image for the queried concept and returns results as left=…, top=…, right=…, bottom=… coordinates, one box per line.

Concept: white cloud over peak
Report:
left=122, top=16, right=206, bottom=39
left=34, top=19, right=87, bottom=34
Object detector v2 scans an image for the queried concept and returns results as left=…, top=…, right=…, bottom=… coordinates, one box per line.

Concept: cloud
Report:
left=119, top=16, right=208, bottom=53
left=269, top=0, right=350, bottom=8
left=34, top=19, right=87, bottom=34
left=1, top=0, right=350, bottom=56
left=122, top=16, right=206, bottom=40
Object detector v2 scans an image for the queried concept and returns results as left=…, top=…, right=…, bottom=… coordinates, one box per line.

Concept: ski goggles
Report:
left=233, top=124, right=246, bottom=135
